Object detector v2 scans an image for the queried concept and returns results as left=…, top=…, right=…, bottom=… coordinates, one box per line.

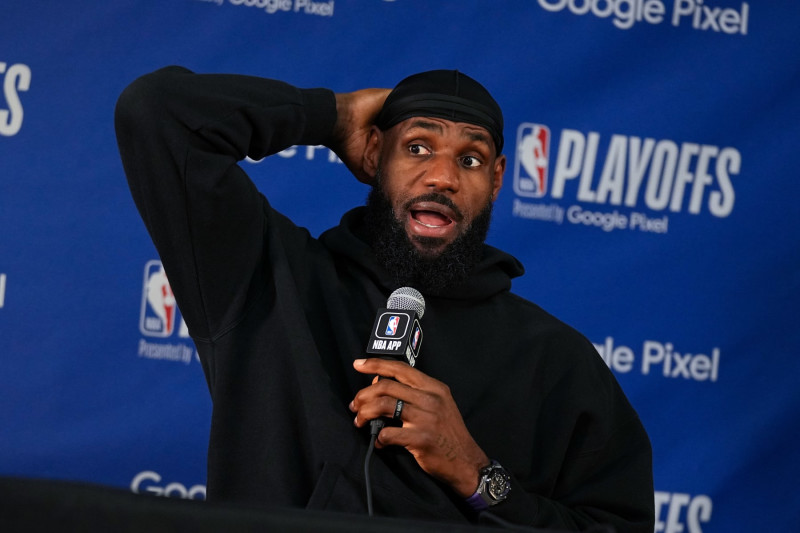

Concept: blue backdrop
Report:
left=2, top=1, right=799, bottom=531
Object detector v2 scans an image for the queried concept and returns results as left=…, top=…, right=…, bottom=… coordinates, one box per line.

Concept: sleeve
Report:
left=478, top=332, right=655, bottom=531
left=114, top=66, right=337, bottom=341
left=485, top=418, right=654, bottom=532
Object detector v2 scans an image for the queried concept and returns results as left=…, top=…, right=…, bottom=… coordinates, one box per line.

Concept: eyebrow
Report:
left=407, top=119, right=492, bottom=150
left=464, top=129, right=491, bottom=147
left=407, top=119, right=443, bottom=134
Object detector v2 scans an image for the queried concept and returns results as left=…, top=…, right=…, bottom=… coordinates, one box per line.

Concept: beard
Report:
left=364, top=169, right=493, bottom=294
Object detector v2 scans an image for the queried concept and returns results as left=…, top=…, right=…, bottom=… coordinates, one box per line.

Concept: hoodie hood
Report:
left=319, top=207, right=524, bottom=301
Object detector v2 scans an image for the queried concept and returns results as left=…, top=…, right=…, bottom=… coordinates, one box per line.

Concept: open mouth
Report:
left=411, top=209, right=453, bottom=228
left=405, top=200, right=461, bottom=244
left=408, top=200, right=460, bottom=230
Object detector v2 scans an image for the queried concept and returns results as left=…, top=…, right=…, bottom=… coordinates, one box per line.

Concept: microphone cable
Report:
left=364, top=418, right=384, bottom=516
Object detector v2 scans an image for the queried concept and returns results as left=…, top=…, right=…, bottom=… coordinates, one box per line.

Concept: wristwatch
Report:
left=466, top=460, right=511, bottom=510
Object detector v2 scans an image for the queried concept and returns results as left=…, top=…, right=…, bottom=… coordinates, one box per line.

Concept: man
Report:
left=115, top=66, right=654, bottom=530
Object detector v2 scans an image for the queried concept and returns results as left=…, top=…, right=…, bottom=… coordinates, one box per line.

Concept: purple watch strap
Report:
left=465, top=490, right=489, bottom=512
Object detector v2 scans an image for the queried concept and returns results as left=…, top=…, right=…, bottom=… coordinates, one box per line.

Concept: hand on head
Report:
left=330, top=89, right=391, bottom=185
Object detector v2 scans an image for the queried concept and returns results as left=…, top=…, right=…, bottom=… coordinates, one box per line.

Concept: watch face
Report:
left=487, top=469, right=510, bottom=500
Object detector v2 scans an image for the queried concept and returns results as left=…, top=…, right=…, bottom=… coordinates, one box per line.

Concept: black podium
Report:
left=0, top=477, right=611, bottom=532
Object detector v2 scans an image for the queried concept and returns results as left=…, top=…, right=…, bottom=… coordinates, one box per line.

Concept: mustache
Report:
left=400, top=192, right=464, bottom=222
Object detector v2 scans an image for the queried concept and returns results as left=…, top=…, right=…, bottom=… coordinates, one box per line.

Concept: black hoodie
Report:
left=115, top=66, right=654, bottom=531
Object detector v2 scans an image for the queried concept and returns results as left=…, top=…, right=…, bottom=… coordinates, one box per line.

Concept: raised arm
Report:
left=115, top=66, right=339, bottom=341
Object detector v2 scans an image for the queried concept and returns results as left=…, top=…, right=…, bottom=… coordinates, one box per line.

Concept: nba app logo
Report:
left=385, top=316, right=400, bottom=336
left=140, top=260, right=177, bottom=337
left=514, top=123, right=550, bottom=198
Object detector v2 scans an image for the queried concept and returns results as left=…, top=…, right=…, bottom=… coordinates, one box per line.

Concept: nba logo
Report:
left=140, top=260, right=176, bottom=337
left=385, top=316, right=400, bottom=336
left=514, top=123, right=550, bottom=198
left=411, top=325, right=421, bottom=351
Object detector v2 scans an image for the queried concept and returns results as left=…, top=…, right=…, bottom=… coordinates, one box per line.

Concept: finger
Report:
left=374, top=425, right=430, bottom=452
left=351, top=378, right=409, bottom=415
left=353, top=359, right=452, bottom=413
left=351, top=394, right=398, bottom=428
left=352, top=358, right=431, bottom=388
left=352, top=396, right=422, bottom=428
left=351, top=377, right=429, bottom=413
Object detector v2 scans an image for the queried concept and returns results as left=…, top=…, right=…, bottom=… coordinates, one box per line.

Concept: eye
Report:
left=460, top=155, right=483, bottom=168
left=408, top=143, right=431, bottom=156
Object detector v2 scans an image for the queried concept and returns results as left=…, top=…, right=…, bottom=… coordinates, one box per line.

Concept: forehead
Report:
left=391, top=117, right=493, bottom=147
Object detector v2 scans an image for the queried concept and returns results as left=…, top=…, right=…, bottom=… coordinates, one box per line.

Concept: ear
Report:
left=362, top=126, right=383, bottom=180
left=490, top=154, right=506, bottom=202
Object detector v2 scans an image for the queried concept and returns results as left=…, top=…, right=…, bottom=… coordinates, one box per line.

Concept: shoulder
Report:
left=487, top=291, right=622, bottom=392
left=492, top=291, right=596, bottom=355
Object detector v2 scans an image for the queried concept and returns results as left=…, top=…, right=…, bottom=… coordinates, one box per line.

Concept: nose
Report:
left=422, top=155, right=460, bottom=194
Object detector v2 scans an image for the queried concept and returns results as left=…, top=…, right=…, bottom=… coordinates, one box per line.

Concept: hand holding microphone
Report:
left=350, top=288, right=490, bottom=501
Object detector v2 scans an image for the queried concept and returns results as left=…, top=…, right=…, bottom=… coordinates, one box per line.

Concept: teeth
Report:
left=418, top=221, right=443, bottom=228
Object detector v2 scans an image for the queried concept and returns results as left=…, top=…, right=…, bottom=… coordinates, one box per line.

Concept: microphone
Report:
left=361, top=287, right=425, bottom=516
left=366, top=287, right=425, bottom=367
left=365, top=287, right=425, bottom=431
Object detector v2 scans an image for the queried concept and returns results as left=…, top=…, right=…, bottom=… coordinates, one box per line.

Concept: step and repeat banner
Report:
left=2, top=1, right=798, bottom=531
